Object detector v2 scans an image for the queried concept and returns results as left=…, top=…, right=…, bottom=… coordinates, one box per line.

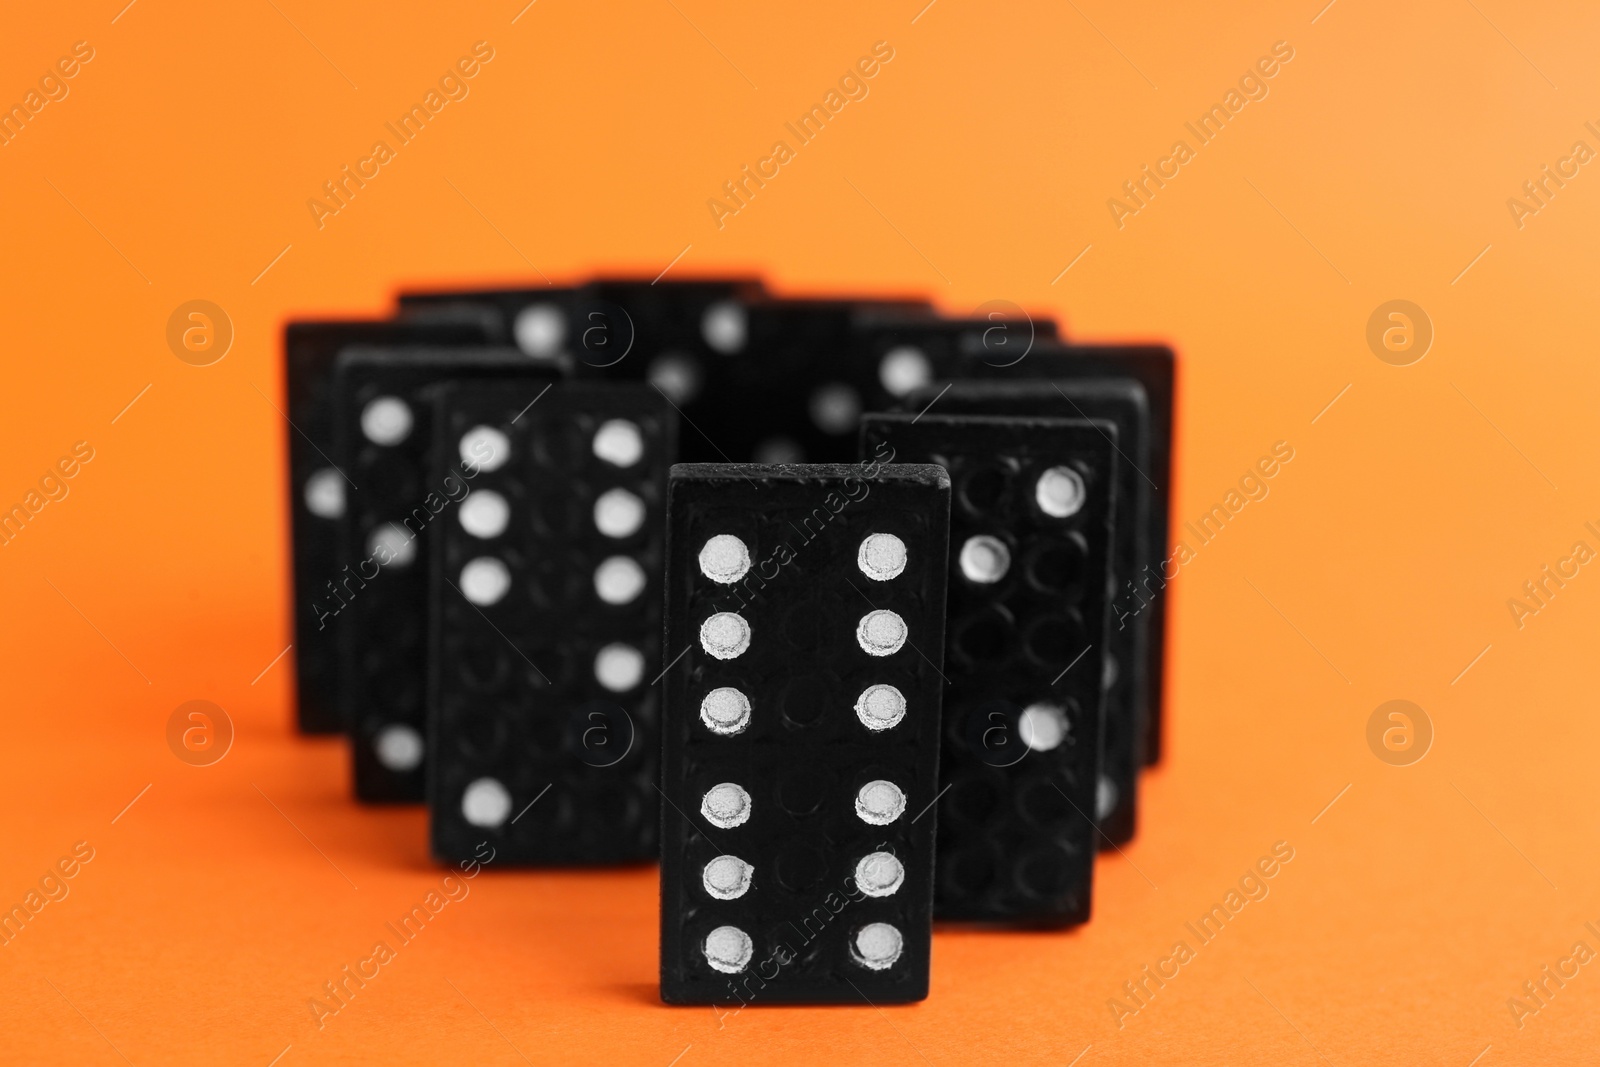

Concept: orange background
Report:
left=3, top=0, right=1598, bottom=1063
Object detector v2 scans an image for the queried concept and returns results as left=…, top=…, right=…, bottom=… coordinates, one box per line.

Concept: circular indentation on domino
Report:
left=701, top=783, right=752, bottom=829
left=781, top=675, right=826, bottom=728
left=855, top=780, right=906, bottom=825
left=594, top=643, right=644, bottom=692
left=700, top=687, right=751, bottom=735
left=959, top=534, right=1010, bottom=584
left=368, top=523, right=417, bottom=568
left=461, top=777, right=512, bottom=828
left=853, top=851, right=904, bottom=897
left=857, top=533, right=907, bottom=582
left=879, top=346, right=932, bottom=397
left=593, top=556, right=646, bottom=605
left=361, top=396, right=412, bottom=446
left=594, top=487, right=646, bottom=538
left=1103, top=653, right=1119, bottom=691
left=1096, top=775, right=1117, bottom=821
left=459, top=424, right=511, bottom=472
left=809, top=382, right=861, bottom=435
left=776, top=766, right=830, bottom=818
left=1036, top=465, right=1087, bottom=518
left=854, top=684, right=906, bottom=731
left=1019, top=702, right=1068, bottom=752
left=373, top=724, right=423, bottom=771
left=702, top=300, right=747, bottom=354
left=852, top=923, right=904, bottom=971
left=513, top=302, right=566, bottom=357
left=702, top=855, right=754, bottom=900
left=592, top=419, right=644, bottom=468
left=698, top=534, right=751, bottom=584
left=1027, top=537, right=1087, bottom=596
left=954, top=607, right=1013, bottom=662
left=959, top=462, right=1009, bottom=516
left=700, top=612, right=751, bottom=659
left=1025, top=614, right=1086, bottom=666
left=773, top=836, right=828, bottom=890
left=856, top=610, right=907, bottom=656
left=703, top=925, right=753, bottom=974
left=459, top=490, right=510, bottom=539
left=460, top=557, right=512, bottom=606
left=1015, top=843, right=1076, bottom=900
left=304, top=467, right=345, bottom=519
left=647, top=352, right=702, bottom=404
left=943, top=845, right=998, bottom=896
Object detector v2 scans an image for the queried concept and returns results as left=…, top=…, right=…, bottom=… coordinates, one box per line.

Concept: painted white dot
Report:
left=702, top=300, right=747, bottom=354
left=854, top=684, right=906, bottom=731
left=461, top=777, right=512, bottom=828
left=595, top=643, right=645, bottom=692
left=513, top=302, right=566, bottom=357
left=368, top=523, right=417, bottom=568
left=857, top=533, right=907, bottom=582
left=459, top=490, right=510, bottom=539
left=853, top=923, right=903, bottom=970
left=361, top=396, right=412, bottom=446
left=1096, top=775, right=1118, bottom=821
left=703, top=926, right=753, bottom=974
left=809, top=382, right=861, bottom=435
left=594, top=487, right=646, bottom=538
left=753, top=437, right=804, bottom=464
left=854, top=852, right=905, bottom=897
left=1037, top=465, right=1087, bottom=518
left=701, top=783, right=752, bottom=829
left=698, top=534, right=751, bottom=584
left=702, top=855, right=754, bottom=900
left=648, top=352, right=702, bottom=404
left=373, top=724, right=423, bottom=772
left=459, top=425, right=510, bottom=472
left=700, top=613, right=751, bottom=660
left=856, top=610, right=907, bottom=657
left=1019, top=703, right=1069, bottom=752
left=594, top=556, right=647, bottom=605
left=855, top=780, right=906, bottom=825
left=592, top=419, right=644, bottom=468
left=959, top=534, right=1011, bottom=584
left=304, top=467, right=345, bottom=520
left=700, top=688, right=751, bottom=735
left=460, top=557, right=511, bottom=606
left=879, top=346, right=932, bottom=397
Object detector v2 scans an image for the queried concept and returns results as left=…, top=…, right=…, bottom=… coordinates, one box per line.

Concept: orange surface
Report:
left=2, top=1, right=1598, bottom=1063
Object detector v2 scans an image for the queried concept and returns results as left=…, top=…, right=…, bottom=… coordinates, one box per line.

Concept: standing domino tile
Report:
left=861, top=414, right=1117, bottom=926
left=281, top=319, right=489, bottom=734
left=902, top=380, right=1152, bottom=848
left=934, top=341, right=1176, bottom=766
left=659, top=462, right=950, bottom=1005
left=330, top=347, right=559, bottom=802
left=428, top=380, right=675, bottom=864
